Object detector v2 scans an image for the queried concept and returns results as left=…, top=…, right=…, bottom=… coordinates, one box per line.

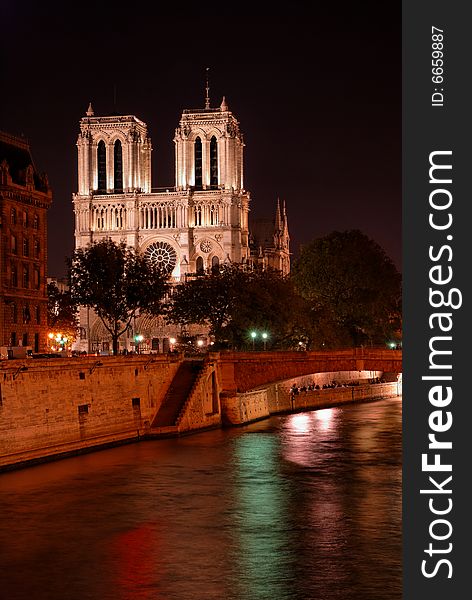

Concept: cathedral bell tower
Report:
left=174, top=96, right=244, bottom=192
left=76, top=103, right=152, bottom=195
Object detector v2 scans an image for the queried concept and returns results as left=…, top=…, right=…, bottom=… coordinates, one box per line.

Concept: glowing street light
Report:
left=134, top=334, right=144, bottom=353
left=48, top=331, right=71, bottom=353
left=262, top=332, right=268, bottom=350
left=250, top=331, right=257, bottom=350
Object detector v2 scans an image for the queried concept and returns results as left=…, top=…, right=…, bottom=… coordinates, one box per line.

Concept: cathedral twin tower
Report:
left=73, top=95, right=290, bottom=280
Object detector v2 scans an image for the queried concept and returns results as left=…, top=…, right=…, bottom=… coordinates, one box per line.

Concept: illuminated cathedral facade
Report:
left=72, top=96, right=290, bottom=353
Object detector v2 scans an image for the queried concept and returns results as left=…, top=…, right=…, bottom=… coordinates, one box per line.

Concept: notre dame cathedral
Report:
left=72, top=93, right=290, bottom=353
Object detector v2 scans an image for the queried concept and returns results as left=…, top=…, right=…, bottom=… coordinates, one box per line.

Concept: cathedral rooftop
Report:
left=182, top=108, right=221, bottom=114
left=81, top=113, right=147, bottom=127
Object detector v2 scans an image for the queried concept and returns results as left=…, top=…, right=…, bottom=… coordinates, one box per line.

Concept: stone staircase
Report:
left=151, top=359, right=204, bottom=428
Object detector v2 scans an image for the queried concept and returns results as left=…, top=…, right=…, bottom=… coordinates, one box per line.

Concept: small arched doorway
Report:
left=196, top=256, right=204, bottom=274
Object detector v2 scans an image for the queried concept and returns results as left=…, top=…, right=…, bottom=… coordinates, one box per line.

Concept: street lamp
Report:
left=250, top=331, right=257, bottom=350
left=169, top=337, right=176, bottom=353
left=135, top=334, right=144, bottom=354
left=262, top=332, right=268, bottom=351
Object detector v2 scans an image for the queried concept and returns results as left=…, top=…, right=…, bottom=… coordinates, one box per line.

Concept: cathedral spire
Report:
left=86, top=102, right=94, bottom=117
left=275, top=197, right=282, bottom=231
left=205, top=67, right=210, bottom=109
left=220, top=96, right=228, bottom=111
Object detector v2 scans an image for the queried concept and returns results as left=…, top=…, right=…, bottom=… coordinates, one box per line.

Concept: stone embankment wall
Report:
left=0, top=355, right=182, bottom=469
left=175, top=360, right=221, bottom=433
left=221, top=380, right=402, bottom=426
left=0, top=355, right=401, bottom=470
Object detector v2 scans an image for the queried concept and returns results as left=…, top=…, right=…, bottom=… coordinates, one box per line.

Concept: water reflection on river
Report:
left=0, top=398, right=402, bottom=600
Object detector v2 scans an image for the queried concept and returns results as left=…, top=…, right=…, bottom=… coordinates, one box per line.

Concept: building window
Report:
left=194, top=137, right=202, bottom=189
left=114, top=140, right=123, bottom=192
left=36, top=305, right=41, bottom=324
left=211, top=255, right=220, bottom=273
left=34, top=268, right=40, bottom=289
left=210, top=136, right=218, bottom=188
left=23, top=265, right=29, bottom=288
left=34, top=239, right=40, bottom=258
left=22, top=333, right=28, bottom=347
left=11, top=207, right=16, bottom=224
left=11, top=263, right=17, bottom=287
left=23, top=305, right=31, bottom=324
left=23, top=211, right=28, bottom=227
left=196, top=256, right=204, bottom=274
left=23, top=237, right=29, bottom=257
left=34, top=333, right=39, bottom=353
left=33, top=214, right=39, bottom=230
left=97, top=140, right=107, bottom=193
left=11, top=332, right=17, bottom=346
left=11, top=234, right=17, bottom=254
left=11, top=303, right=17, bottom=323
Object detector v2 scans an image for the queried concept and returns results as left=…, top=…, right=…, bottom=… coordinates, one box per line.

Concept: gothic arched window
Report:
left=210, top=136, right=218, bottom=188
left=196, top=256, right=204, bottom=275
left=194, top=137, right=203, bottom=189
left=97, top=140, right=107, bottom=193
left=114, top=140, right=123, bottom=192
left=211, top=255, right=219, bottom=274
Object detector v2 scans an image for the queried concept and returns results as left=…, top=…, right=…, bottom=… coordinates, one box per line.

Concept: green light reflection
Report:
left=232, top=433, right=293, bottom=600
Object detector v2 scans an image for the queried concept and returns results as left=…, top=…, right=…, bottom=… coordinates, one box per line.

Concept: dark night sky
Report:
left=1, top=3, right=401, bottom=277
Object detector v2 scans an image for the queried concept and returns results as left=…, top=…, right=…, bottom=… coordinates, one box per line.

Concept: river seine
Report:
left=0, top=397, right=402, bottom=600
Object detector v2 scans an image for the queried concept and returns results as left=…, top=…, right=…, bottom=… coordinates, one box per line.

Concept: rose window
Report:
left=144, top=241, right=177, bottom=272
left=200, top=240, right=213, bottom=253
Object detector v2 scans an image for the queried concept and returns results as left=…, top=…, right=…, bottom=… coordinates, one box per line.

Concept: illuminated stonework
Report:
left=144, top=241, right=177, bottom=273
left=200, top=240, right=213, bottom=254
left=72, top=96, right=290, bottom=353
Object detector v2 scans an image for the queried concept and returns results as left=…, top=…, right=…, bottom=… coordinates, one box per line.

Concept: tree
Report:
left=292, top=230, right=402, bottom=348
left=47, top=281, right=79, bottom=347
left=69, top=239, right=169, bottom=355
left=167, top=265, right=310, bottom=349
left=167, top=265, right=245, bottom=345
left=226, top=267, right=312, bottom=349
